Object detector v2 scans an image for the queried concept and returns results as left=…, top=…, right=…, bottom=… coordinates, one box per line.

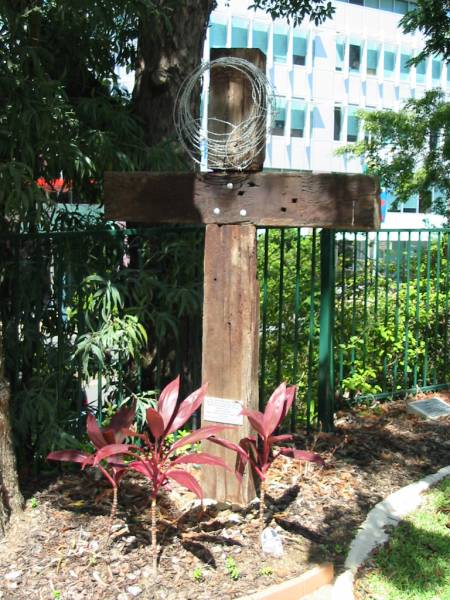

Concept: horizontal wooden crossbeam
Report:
left=104, top=171, right=380, bottom=230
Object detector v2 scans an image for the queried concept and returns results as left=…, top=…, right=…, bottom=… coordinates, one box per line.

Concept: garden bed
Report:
left=0, top=393, right=449, bottom=600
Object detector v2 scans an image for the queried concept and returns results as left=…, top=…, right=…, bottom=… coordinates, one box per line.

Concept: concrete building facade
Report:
left=204, top=0, right=449, bottom=228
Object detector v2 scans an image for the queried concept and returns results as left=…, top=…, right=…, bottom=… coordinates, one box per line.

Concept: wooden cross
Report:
left=104, top=49, right=380, bottom=504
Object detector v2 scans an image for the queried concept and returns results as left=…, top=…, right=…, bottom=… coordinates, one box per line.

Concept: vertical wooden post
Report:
left=201, top=224, right=259, bottom=503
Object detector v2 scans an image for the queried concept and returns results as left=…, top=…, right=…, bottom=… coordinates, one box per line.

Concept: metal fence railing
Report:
left=1, top=226, right=448, bottom=458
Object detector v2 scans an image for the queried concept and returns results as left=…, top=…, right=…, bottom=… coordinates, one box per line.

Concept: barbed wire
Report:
left=174, top=56, right=275, bottom=172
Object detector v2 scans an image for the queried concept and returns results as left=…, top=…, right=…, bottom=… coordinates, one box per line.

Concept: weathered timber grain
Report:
left=104, top=171, right=380, bottom=230
left=209, top=48, right=266, bottom=172
left=201, top=224, right=259, bottom=504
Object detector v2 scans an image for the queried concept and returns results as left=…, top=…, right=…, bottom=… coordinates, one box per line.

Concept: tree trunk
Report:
left=0, top=323, right=23, bottom=537
left=133, top=0, right=216, bottom=147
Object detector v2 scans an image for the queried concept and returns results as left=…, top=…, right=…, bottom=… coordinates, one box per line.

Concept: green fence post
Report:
left=318, top=229, right=335, bottom=432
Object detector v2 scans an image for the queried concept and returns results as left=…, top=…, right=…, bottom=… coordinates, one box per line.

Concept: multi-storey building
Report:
left=204, top=0, right=448, bottom=228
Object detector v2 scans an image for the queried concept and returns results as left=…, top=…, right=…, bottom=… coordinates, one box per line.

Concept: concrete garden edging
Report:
left=332, top=464, right=450, bottom=600
left=237, top=563, right=334, bottom=600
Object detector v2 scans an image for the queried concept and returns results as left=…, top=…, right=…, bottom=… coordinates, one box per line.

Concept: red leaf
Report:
left=167, top=383, right=208, bottom=434
left=86, top=413, right=107, bottom=448
left=93, top=444, right=132, bottom=465
left=268, top=434, right=293, bottom=445
left=263, top=382, right=286, bottom=437
left=109, top=400, right=136, bottom=436
left=207, top=436, right=249, bottom=463
left=166, top=469, right=204, bottom=499
left=146, top=408, right=165, bottom=440
left=157, top=376, right=180, bottom=429
left=279, top=448, right=324, bottom=465
left=170, top=425, right=231, bottom=451
left=128, top=460, right=155, bottom=480
left=171, top=452, right=231, bottom=471
left=102, top=429, right=116, bottom=445
left=240, top=409, right=266, bottom=438
left=47, top=450, right=92, bottom=464
left=278, top=385, right=296, bottom=426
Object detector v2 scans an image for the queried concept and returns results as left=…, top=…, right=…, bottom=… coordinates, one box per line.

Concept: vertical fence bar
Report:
left=392, top=232, right=402, bottom=393
left=362, top=232, right=369, bottom=370
left=413, top=231, right=423, bottom=389
left=275, top=229, right=285, bottom=386
left=55, top=239, right=64, bottom=411
left=444, top=232, right=450, bottom=381
left=423, top=233, right=433, bottom=386
left=318, top=229, right=335, bottom=432
left=259, top=228, right=270, bottom=410
left=291, top=228, right=302, bottom=432
left=338, top=233, right=346, bottom=383
left=374, top=231, right=380, bottom=320
left=433, top=231, right=442, bottom=384
left=306, top=229, right=317, bottom=429
left=382, top=232, right=391, bottom=389
left=350, top=232, right=358, bottom=376
left=403, top=232, right=412, bottom=389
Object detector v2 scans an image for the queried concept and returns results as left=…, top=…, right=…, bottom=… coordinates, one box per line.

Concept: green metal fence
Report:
left=258, top=227, right=450, bottom=431
left=1, top=226, right=449, bottom=459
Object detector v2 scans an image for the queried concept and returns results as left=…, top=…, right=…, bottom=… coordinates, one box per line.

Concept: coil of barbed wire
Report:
left=174, top=56, right=274, bottom=172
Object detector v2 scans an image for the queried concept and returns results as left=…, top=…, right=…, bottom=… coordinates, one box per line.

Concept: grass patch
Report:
left=356, top=477, right=450, bottom=600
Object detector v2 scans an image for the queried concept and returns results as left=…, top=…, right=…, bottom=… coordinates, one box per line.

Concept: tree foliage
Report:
left=250, top=0, right=334, bottom=26
left=0, top=0, right=171, bottom=231
left=401, top=0, right=450, bottom=64
left=338, top=91, right=450, bottom=216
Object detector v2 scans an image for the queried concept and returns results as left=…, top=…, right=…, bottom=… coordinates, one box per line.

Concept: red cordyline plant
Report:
left=238, top=383, right=324, bottom=532
left=94, top=376, right=240, bottom=574
left=47, top=402, right=136, bottom=538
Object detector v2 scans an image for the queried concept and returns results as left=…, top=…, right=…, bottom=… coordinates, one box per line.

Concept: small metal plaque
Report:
left=203, top=396, right=243, bottom=425
left=407, top=398, right=450, bottom=420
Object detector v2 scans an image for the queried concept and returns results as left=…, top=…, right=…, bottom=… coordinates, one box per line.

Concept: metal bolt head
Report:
left=240, top=209, right=247, bottom=217
left=226, top=182, right=234, bottom=190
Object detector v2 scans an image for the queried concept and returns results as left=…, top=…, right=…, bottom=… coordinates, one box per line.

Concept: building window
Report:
left=400, top=53, right=411, bottom=81
left=336, top=39, right=345, bottom=71
left=231, top=17, right=248, bottom=47
left=349, top=0, right=363, bottom=4
left=402, top=195, right=418, bottom=213
left=334, top=106, right=342, bottom=141
left=365, top=0, right=379, bottom=7
left=367, top=43, right=379, bottom=75
left=349, top=44, right=361, bottom=72
left=272, top=97, right=286, bottom=135
left=380, top=0, right=394, bottom=9
left=347, top=107, right=359, bottom=142
left=384, top=48, right=396, bottom=78
left=432, top=60, right=442, bottom=86
left=293, top=32, right=307, bottom=66
left=447, top=63, right=450, bottom=86
left=210, top=19, right=227, bottom=48
left=252, top=21, right=268, bottom=54
left=291, top=99, right=306, bottom=137
left=273, top=25, right=288, bottom=63
left=416, top=59, right=426, bottom=84
left=394, top=0, right=408, bottom=13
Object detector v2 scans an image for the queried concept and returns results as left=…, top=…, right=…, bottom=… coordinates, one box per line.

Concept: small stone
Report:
left=4, top=570, right=22, bottom=581
left=127, top=585, right=143, bottom=597
left=117, top=594, right=129, bottom=600
left=228, top=514, right=242, bottom=524
left=7, top=582, right=18, bottom=590
left=89, top=540, right=100, bottom=551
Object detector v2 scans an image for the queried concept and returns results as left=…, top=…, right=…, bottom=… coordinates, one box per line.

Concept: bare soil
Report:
left=0, top=393, right=449, bottom=600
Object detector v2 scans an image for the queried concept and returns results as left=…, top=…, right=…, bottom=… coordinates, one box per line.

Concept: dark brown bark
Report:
left=133, top=0, right=216, bottom=147
left=0, top=323, right=23, bottom=537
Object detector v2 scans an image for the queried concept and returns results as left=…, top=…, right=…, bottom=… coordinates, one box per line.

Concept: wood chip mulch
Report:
left=0, top=393, right=449, bottom=600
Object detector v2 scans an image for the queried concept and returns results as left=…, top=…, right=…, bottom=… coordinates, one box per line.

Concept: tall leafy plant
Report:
left=94, top=376, right=242, bottom=573
left=238, top=383, right=324, bottom=532
left=48, top=402, right=136, bottom=538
